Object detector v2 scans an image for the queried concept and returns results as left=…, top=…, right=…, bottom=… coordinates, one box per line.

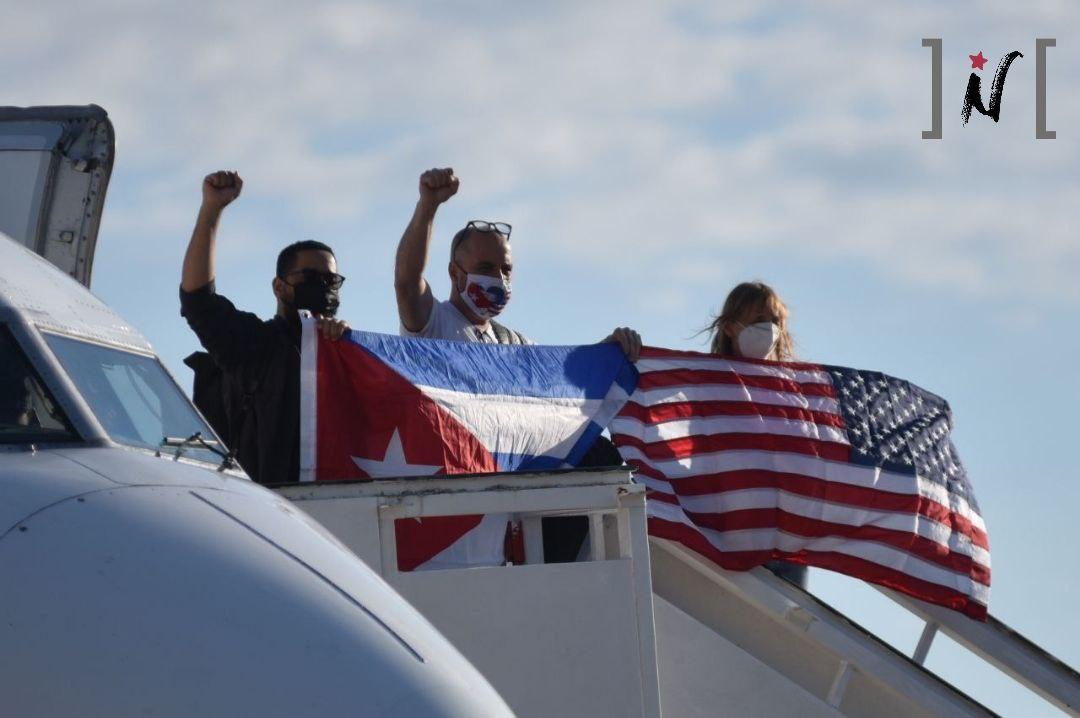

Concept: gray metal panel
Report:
left=0, top=480, right=513, bottom=717
left=0, top=105, right=111, bottom=124
left=0, top=234, right=151, bottom=353
left=0, top=450, right=117, bottom=536
left=653, top=595, right=846, bottom=718
left=0, top=105, right=114, bottom=286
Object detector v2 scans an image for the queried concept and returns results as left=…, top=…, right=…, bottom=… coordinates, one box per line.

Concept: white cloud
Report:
left=2, top=0, right=1077, bottom=307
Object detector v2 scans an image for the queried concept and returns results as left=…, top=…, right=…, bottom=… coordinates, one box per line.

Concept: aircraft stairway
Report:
left=276, top=468, right=1079, bottom=718
left=648, top=536, right=1078, bottom=717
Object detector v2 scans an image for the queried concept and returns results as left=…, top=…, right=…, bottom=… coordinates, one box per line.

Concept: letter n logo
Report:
left=962, top=51, right=1023, bottom=124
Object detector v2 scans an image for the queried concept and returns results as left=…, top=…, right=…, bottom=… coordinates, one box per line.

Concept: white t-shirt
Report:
left=400, top=298, right=532, bottom=345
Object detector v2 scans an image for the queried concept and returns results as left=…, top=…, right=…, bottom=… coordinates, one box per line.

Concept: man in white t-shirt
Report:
left=394, top=167, right=641, bottom=355
left=392, top=167, right=640, bottom=569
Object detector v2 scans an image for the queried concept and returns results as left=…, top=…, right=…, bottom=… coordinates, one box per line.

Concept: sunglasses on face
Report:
left=282, top=268, right=346, bottom=290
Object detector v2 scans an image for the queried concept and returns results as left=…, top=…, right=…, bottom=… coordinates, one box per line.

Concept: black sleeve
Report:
left=577, top=434, right=625, bottom=468
left=182, top=351, right=231, bottom=446
left=540, top=435, right=626, bottom=563
left=179, top=281, right=267, bottom=370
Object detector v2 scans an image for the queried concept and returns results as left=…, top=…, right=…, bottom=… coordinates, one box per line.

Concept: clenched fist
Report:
left=202, top=170, right=243, bottom=211
left=418, top=167, right=459, bottom=208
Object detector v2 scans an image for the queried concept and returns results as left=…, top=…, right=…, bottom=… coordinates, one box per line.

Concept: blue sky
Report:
left=5, top=1, right=1078, bottom=713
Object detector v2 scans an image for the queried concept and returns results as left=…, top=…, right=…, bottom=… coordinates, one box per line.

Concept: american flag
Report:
left=610, top=347, right=990, bottom=619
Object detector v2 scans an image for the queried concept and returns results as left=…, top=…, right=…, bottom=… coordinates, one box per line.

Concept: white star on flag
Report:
left=352, top=428, right=443, bottom=479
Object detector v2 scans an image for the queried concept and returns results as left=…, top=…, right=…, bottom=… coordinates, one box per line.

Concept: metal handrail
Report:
left=875, top=587, right=1080, bottom=717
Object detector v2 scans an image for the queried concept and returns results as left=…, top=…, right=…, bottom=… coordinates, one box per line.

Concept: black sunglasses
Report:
left=282, top=268, right=346, bottom=290
left=452, top=220, right=512, bottom=256
left=466, top=220, right=512, bottom=237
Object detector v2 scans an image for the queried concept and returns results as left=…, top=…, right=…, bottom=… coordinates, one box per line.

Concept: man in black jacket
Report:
left=180, top=170, right=348, bottom=484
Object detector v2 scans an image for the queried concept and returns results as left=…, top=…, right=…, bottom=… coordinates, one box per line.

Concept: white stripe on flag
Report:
left=675, top=488, right=991, bottom=569
left=418, top=385, right=611, bottom=463
left=299, top=316, right=318, bottom=483
left=649, top=501, right=990, bottom=604
left=630, top=385, right=840, bottom=414
left=637, top=474, right=678, bottom=495
left=617, top=445, right=987, bottom=534
left=610, top=414, right=850, bottom=445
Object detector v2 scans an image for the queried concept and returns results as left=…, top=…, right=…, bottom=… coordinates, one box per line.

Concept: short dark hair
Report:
left=450, top=227, right=472, bottom=261
left=450, top=226, right=509, bottom=262
left=276, top=240, right=335, bottom=278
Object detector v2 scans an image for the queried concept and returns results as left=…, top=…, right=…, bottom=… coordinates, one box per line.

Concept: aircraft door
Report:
left=0, top=105, right=114, bottom=287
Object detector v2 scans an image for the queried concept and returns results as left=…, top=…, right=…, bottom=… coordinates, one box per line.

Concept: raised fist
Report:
left=418, top=167, right=459, bottom=207
left=201, top=170, right=243, bottom=211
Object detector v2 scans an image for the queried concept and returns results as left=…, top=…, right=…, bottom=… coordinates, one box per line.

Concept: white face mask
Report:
left=736, top=322, right=781, bottom=360
left=459, top=272, right=511, bottom=319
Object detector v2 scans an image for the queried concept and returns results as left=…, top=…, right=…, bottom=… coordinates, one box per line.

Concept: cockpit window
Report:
left=0, top=327, right=76, bottom=443
left=43, top=333, right=223, bottom=464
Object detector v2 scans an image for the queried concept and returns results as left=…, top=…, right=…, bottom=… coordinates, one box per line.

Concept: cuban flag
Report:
left=299, top=321, right=637, bottom=570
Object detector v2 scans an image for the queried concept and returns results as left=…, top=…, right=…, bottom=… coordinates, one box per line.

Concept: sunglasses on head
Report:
left=282, top=268, right=346, bottom=290
left=466, top=220, right=511, bottom=237
left=452, top=220, right=512, bottom=256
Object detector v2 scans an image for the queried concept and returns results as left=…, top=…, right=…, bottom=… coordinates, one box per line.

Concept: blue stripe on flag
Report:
left=347, top=330, right=638, bottom=400
left=492, top=453, right=565, bottom=472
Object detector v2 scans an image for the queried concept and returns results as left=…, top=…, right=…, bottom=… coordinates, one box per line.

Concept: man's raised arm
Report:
left=182, top=171, right=243, bottom=292
left=394, top=167, right=458, bottom=332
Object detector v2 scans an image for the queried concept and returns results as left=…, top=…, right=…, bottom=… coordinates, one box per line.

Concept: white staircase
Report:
left=275, top=469, right=1079, bottom=717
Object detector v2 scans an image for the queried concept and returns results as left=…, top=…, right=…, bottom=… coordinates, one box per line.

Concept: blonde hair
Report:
left=704, top=281, right=794, bottom=360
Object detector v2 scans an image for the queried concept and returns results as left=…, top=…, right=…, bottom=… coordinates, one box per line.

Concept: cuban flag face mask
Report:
left=461, top=273, right=511, bottom=319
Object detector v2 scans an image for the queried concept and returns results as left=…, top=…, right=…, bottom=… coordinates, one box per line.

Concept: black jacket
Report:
left=180, top=282, right=301, bottom=485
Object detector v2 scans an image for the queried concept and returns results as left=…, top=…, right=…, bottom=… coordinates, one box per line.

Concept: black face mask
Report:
left=290, top=279, right=340, bottom=318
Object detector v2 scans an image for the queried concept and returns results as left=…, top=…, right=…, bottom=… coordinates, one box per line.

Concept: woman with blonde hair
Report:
left=705, top=281, right=794, bottom=361
left=704, top=280, right=807, bottom=588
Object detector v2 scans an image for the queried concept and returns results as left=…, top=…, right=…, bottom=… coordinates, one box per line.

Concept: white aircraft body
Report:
left=0, top=106, right=513, bottom=716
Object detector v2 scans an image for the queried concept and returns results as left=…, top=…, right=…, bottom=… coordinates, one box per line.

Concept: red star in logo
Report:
left=969, top=51, right=988, bottom=71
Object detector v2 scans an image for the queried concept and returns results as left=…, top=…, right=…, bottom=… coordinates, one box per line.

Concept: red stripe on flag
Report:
left=316, top=336, right=499, bottom=480
left=317, top=336, right=502, bottom=571
left=644, top=488, right=681, bottom=505
left=648, top=518, right=987, bottom=620
left=639, top=346, right=829, bottom=373
left=394, top=515, right=485, bottom=572
left=643, top=482, right=989, bottom=577
left=678, top=507, right=991, bottom=585
left=627, top=346, right=990, bottom=619
left=619, top=399, right=846, bottom=428
left=634, top=466, right=989, bottom=551
left=638, top=368, right=837, bottom=398
left=615, top=431, right=852, bottom=463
